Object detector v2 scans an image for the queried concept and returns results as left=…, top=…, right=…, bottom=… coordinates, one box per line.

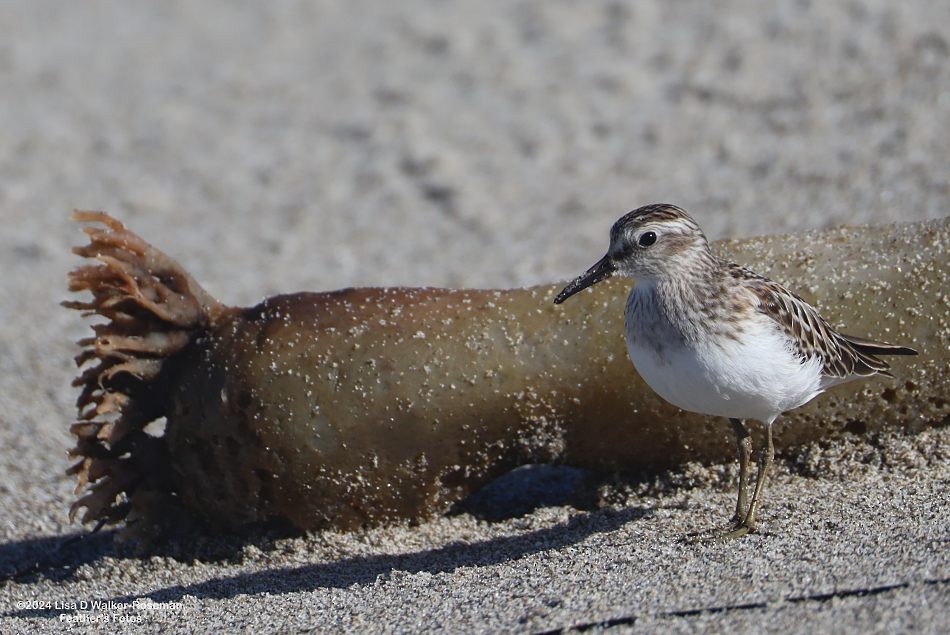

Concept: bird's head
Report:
left=554, top=203, right=710, bottom=304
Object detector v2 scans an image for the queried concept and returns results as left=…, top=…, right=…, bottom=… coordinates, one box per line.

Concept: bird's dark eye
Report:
left=638, top=231, right=657, bottom=247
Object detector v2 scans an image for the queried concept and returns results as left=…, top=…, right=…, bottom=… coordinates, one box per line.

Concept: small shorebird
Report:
left=554, top=204, right=917, bottom=537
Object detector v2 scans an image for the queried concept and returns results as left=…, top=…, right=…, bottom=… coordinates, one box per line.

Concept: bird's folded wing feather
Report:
left=728, top=264, right=891, bottom=378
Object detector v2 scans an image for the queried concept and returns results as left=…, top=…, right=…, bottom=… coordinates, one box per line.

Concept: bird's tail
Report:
left=838, top=333, right=918, bottom=379
left=839, top=333, right=918, bottom=357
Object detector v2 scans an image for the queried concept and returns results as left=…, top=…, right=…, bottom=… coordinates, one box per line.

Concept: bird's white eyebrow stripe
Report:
left=629, top=219, right=696, bottom=236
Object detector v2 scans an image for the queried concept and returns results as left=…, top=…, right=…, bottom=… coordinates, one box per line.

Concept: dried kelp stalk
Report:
left=65, top=213, right=948, bottom=541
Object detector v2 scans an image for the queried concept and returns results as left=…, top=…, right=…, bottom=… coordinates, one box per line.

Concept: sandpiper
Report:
left=554, top=204, right=917, bottom=537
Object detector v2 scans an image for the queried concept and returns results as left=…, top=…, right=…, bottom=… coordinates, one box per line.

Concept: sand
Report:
left=0, top=1, right=947, bottom=632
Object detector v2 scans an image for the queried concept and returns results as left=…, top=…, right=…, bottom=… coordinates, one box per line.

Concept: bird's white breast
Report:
left=624, top=286, right=826, bottom=423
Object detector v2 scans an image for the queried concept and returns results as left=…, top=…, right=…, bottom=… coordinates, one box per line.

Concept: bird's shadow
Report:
left=2, top=466, right=655, bottom=619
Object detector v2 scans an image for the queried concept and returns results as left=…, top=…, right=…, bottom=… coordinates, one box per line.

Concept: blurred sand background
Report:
left=0, top=1, right=947, bottom=632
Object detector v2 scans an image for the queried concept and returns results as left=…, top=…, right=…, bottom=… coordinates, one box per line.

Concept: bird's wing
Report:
left=726, top=263, right=892, bottom=379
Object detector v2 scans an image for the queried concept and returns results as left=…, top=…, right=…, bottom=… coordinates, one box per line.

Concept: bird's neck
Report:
left=636, top=254, right=728, bottom=339
left=653, top=247, right=723, bottom=297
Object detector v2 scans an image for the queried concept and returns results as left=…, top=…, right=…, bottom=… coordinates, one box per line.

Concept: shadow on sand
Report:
left=2, top=465, right=655, bottom=619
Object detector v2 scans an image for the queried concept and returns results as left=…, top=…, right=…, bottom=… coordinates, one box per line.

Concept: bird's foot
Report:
left=684, top=516, right=756, bottom=543
left=716, top=507, right=760, bottom=539
left=719, top=519, right=756, bottom=540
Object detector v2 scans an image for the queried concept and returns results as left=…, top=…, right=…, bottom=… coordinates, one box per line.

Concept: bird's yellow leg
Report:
left=729, top=417, right=752, bottom=525
left=723, top=421, right=774, bottom=539
left=686, top=418, right=754, bottom=543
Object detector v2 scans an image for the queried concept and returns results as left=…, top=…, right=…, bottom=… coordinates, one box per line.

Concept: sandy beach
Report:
left=1, top=1, right=947, bottom=632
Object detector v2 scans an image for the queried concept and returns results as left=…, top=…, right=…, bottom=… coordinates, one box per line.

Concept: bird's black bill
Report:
left=553, top=255, right=615, bottom=304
